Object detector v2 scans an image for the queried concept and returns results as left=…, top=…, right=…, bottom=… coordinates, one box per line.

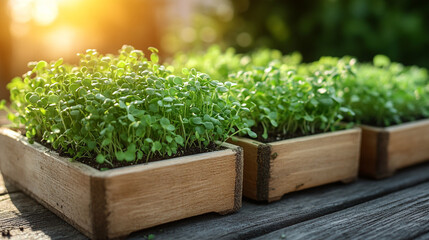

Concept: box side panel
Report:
left=359, top=127, right=381, bottom=177
left=269, top=129, right=361, bottom=200
left=230, top=139, right=259, bottom=200
left=0, top=130, right=93, bottom=236
left=388, top=121, right=429, bottom=170
left=104, top=149, right=238, bottom=238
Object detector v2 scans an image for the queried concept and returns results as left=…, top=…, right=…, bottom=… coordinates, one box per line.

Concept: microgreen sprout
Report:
left=173, top=47, right=354, bottom=141
left=6, top=45, right=252, bottom=168
left=340, top=55, right=429, bottom=127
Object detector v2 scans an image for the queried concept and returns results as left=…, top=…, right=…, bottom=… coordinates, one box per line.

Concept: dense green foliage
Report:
left=224, top=0, right=429, bottom=68
left=341, top=56, right=429, bottom=127
left=2, top=45, right=253, bottom=166
left=172, top=45, right=302, bottom=81
left=173, top=48, right=354, bottom=140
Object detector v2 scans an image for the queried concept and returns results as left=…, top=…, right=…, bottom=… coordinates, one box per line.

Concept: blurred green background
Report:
left=168, top=0, right=429, bottom=68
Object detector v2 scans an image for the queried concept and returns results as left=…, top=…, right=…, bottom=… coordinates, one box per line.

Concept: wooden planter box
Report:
left=233, top=128, right=361, bottom=202
left=0, top=128, right=243, bottom=239
left=360, top=119, right=429, bottom=179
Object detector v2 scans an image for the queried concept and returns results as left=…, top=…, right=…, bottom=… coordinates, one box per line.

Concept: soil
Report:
left=37, top=139, right=224, bottom=171
left=252, top=126, right=326, bottom=143
left=351, top=115, right=427, bottom=128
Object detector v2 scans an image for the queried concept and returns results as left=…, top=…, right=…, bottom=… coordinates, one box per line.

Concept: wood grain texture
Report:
left=388, top=119, right=429, bottom=170
left=268, top=128, right=361, bottom=201
left=234, top=129, right=361, bottom=201
left=230, top=138, right=260, bottom=201
left=102, top=144, right=242, bottom=238
left=0, top=128, right=95, bottom=237
left=359, top=126, right=385, bottom=177
left=131, top=161, right=429, bottom=240
left=0, top=128, right=243, bottom=239
left=360, top=119, right=429, bottom=179
left=0, top=192, right=86, bottom=240
left=254, top=181, right=429, bottom=240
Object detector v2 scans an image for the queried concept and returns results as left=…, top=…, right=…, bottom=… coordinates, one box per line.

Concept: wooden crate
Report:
left=0, top=128, right=243, bottom=239
left=360, top=119, right=429, bottom=179
left=232, top=128, right=361, bottom=202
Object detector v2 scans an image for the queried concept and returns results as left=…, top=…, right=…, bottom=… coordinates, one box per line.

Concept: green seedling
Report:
left=340, top=55, right=429, bottom=127
left=173, top=47, right=353, bottom=140
left=5, top=45, right=252, bottom=167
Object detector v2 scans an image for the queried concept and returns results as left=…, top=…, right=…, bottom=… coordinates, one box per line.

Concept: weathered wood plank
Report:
left=0, top=192, right=86, bottom=239
left=254, top=181, right=429, bottom=240
left=233, top=129, right=361, bottom=202
left=414, top=231, right=429, bottom=240
left=131, top=162, right=429, bottom=240
left=0, top=172, right=19, bottom=195
left=360, top=119, right=429, bottom=178
left=0, top=128, right=243, bottom=239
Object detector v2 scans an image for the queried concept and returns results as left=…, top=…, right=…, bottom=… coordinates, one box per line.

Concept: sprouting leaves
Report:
left=6, top=45, right=248, bottom=168
left=340, top=56, right=429, bottom=127
left=172, top=48, right=355, bottom=139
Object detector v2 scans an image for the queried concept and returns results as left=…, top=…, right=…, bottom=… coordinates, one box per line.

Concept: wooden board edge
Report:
left=90, top=176, right=108, bottom=239
left=269, top=128, right=361, bottom=146
left=0, top=127, right=99, bottom=176
left=219, top=142, right=244, bottom=214
left=1, top=175, right=94, bottom=239
left=385, top=118, right=429, bottom=132
left=230, top=137, right=263, bottom=147
left=256, top=144, right=272, bottom=201
left=360, top=118, right=429, bottom=133
left=100, top=145, right=238, bottom=178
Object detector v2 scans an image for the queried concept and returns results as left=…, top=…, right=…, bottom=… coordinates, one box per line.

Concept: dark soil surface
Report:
left=37, top=139, right=224, bottom=171
left=252, top=127, right=325, bottom=143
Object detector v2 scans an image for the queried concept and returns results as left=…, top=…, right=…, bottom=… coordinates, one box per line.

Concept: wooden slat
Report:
left=230, top=138, right=261, bottom=200
left=103, top=146, right=241, bottom=238
left=388, top=119, right=429, bottom=170
left=0, top=192, right=86, bottom=239
left=414, top=231, right=429, bottom=240
left=360, top=119, right=429, bottom=178
left=0, top=128, right=96, bottom=237
left=0, top=128, right=243, bottom=238
left=131, top=162, right=429, bottom=240
left=254, top=181, right=429, bottom=240
left=268, top=128, right=360, bottom=201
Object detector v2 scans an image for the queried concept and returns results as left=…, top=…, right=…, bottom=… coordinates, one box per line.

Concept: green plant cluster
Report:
left=172, top=45, right=302, bottom=81
left=173, top=48, right=354, bottom=140
left=340, top=55, right=429, bottom=127
left=3, top=45, right=253, bottom=166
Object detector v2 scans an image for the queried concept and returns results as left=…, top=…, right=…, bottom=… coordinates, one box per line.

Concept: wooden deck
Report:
left=1, top=160, right=429, bottom=239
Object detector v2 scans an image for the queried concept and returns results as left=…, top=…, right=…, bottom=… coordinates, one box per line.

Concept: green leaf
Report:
left=163, top=97, right=173, bottom=102
left=248, top=130, right=257, bottom=138
left=29, top=94, right=39, bottom=104
left=160, top=117, right=170, bottom=129
left=128, top=114, right=135, bottom=122
left=35, top=60, right=47, bottom=70
left=151, top=141, right=162, bottom=152
left=175, top=136, right=184, bottom=146
left=96, top=154, right=105, bottom=164
left=191, top=117, right=202, bottom=125
left=173, top=77, right=183, bottom=84
left=203, top=122, right=214, bottom=130
left=115, top=151, right=126, bottom=161
left=0, top=100, right=5, bottom=110
left=150, top=53, right=159, bottom=64
left=119, top=100, right=127, bottom=109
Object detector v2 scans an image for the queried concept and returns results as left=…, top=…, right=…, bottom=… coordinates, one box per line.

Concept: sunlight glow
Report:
left=33, top=0, right=58, bottom=25
left=9, top=0, right=59, bottom=26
